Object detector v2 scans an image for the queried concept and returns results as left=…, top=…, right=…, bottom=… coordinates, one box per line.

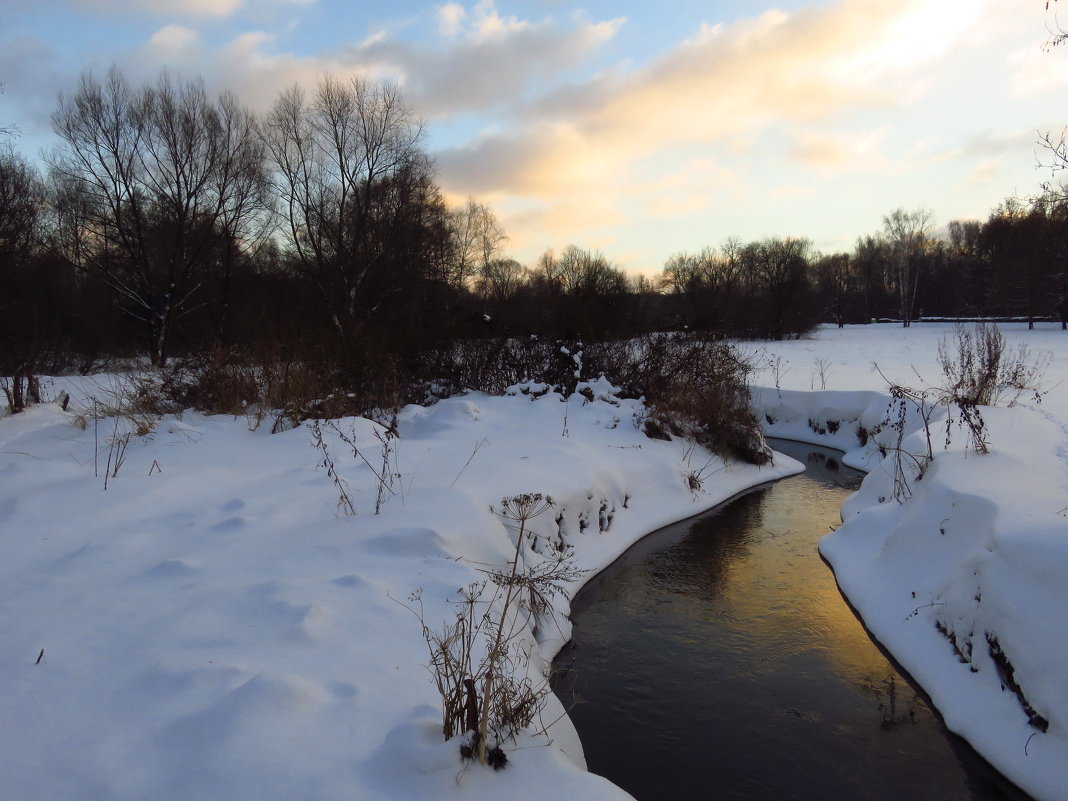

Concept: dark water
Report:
left=552, top=439, right=1032, bottom=801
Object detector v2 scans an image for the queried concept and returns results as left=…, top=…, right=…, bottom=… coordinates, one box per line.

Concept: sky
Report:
left=3, top=0, right=1068, bottom=273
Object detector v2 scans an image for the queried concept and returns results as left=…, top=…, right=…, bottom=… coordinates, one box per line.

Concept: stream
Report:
left=552, top=438, right=1032, bottom=801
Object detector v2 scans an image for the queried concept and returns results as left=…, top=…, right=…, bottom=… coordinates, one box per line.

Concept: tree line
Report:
left=2, top=67, right=1068, bottom=396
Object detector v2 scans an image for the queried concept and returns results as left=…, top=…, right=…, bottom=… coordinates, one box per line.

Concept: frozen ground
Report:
left=1, top=322, right=1066, bottom=801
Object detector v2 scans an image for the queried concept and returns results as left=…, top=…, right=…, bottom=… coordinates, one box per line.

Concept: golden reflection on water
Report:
left=555, top=442, right=1033, bottom=801
left=644, top=465, right=899, bottom=690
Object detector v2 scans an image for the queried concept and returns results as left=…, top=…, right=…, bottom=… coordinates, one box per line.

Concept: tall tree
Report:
left=448, top=198, right=505, bottom=290
left=263, top=75, right=442, bottom=349
left=0, top=146, right=48, bottom=409
left=882, top=207, right=934, bottom=327
left=741, top=237, right=814, bottom=339
left=48, top=68, right=268, bottom=363
left=811, top=252, right=853, bottom=327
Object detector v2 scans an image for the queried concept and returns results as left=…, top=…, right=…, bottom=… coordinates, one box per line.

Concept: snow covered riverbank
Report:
left=2, top=322, right=1066, bottom=801
left=0, top=376, right=797, bottom=801
left=751, top=323, right=1068, bottom=801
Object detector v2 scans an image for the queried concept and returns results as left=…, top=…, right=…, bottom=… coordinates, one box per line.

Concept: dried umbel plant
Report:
left=872, top=325, right=1052, bottom=491
left=474, top=493, right=555, bottom=765
left=308, top=419, right=356, bottom=517
left=493, top=493, right=556, bottom=525
left=408, top=491, right=588, bottom=770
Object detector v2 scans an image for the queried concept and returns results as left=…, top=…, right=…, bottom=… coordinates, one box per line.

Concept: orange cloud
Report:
left=788, top=128, right=889, bottom=174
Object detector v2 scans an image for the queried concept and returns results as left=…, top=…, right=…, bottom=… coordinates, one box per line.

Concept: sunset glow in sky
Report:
left=4, top=0, right=1068, bottom=271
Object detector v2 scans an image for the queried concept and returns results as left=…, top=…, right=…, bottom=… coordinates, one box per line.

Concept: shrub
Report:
left=152, top=349, right=402, bottom=432
left=621, top=333, right=770, bottom=465
left=873, top=323, right=1051, bottom=500
left=937, top=322, right=1050, bottom=408
left=430, top=332, right=769, bottom=463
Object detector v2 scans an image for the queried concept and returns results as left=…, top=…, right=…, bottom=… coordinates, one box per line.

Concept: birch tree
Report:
left=882, top=207, right=934, bottom=327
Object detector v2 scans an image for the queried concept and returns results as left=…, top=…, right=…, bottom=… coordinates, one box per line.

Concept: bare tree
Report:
left=661, top=248, right=714, bottom=294
left=476, top=257, right=526, bottom=304
left=882, top=207, right=934, bottom=327
left=552, top=245, right=625, bottom=297
left=448, top=198, right=506, bottom=290
left=946, top=220, right=990, bottom=317
left=811, top=251, right=853, bottom=327
left=48, top=67, right=268, bottom=363
left=0, top=146, right=48, bottom=409
left=1047, top=0, right=1067, bottom=46
left=741, top=237, right=813, bottom=339
left=0, top=81, right=19, bottom=139
left=263, top=75, right=440, bottom=346
left=0, top=148, right=43, bottom=277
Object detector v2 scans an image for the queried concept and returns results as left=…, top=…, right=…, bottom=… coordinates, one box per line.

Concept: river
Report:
left=552, top=438, right=1031, bottom=801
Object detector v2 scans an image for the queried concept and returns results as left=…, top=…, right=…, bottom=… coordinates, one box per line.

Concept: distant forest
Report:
left=3, top=68, right=1068, bottom=390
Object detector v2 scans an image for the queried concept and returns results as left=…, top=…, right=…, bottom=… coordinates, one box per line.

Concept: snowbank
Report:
left=748, top=323, right=1068, bottom=801
left=0, top=379, right=797, bottom=801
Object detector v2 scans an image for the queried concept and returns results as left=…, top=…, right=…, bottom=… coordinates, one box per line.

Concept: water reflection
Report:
left=553, top=439, right=1031, bottom=801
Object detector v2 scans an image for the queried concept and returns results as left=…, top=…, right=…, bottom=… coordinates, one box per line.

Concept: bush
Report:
left=873, top=323, right=1052, bottom=499
left=937, top=322, right=1050, bottom=408
left=612, top=333, right=770, bottom=465
left=149, top=349, right=408, bottom=432
left=422, top=332, right=768, bottom=464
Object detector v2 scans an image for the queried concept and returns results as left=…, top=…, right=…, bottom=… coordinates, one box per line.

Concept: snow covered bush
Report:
left=421, top=332, right=768, bottom=463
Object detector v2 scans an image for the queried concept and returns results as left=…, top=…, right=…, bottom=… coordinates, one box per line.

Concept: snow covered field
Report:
left=1, top=322, right=1066, bottom=801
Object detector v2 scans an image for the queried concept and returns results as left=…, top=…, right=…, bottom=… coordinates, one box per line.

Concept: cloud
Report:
left=347, top=6, right=624, bottom=116
left=149, top=25, right=199, bottom=51
left=0, top=47, right=59, bottom=151
left=430, top=0, right=1004, bottom=262
left=110, top=1, right=622, bottom=123
left=788, top=128, right=889, bottom=174
left=501, top=196, right=625, bottom=254
left=121, top=29, right=363, bottom=112
left=64, top=0, right=314, bottom=17
left=437, top=3, right=466, bottom=36
left=1009, top=39, right=1068, bottom=96
left=22, top=0, right=1038, bottom=266
left=966, top=158, right=1002, bottom=186
left=772, top=184, right=816, bottom=200
left=933, top=129, right=1039, bottom=165
left=445, top=0, right=984, bottom=198
left=467, top=0, right=529, bottom=42
left=74, top=0, right=244, bottom=16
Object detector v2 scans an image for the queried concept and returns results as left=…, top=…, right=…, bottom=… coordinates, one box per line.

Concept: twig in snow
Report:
left=451, top=438, right=488, bottom=487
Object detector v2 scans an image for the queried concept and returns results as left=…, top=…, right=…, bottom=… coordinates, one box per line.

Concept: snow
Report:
left=0, top=376, right=797, bottom=801
left=749, top=322, right=1068, bottom=801
left=3, top=321, right=1067, bottom=801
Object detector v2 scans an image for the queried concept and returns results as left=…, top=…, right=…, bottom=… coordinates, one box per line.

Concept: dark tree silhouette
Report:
left=263, top=75, right=446, bottom=354
left=0, top=147, right=48, bottom=409
left=49, top=68, right=268, bottom=364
